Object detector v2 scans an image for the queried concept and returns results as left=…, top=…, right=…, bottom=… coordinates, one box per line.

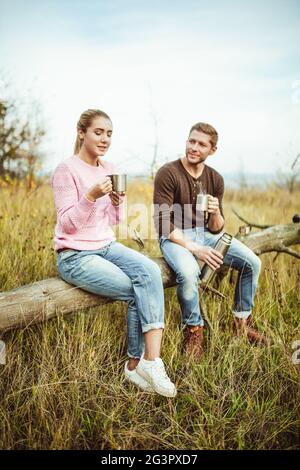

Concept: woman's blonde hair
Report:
left=74, top=109, right=112, bottom=154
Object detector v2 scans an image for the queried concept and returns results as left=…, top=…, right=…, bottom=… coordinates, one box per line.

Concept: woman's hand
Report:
left=85, top=177, right=112, bottom=202
left=109, top=191, right=125, bottom=206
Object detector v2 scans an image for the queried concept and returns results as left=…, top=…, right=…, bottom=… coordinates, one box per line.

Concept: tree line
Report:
left=0, top=78, right=45, bottom=188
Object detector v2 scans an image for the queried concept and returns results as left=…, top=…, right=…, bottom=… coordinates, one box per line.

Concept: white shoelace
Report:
left=153, top=361, right=170, bottom=382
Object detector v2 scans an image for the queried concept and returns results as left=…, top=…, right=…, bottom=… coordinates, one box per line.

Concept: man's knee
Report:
left=177, top=264, right=200, bottom=284
left=241, top=253, right=261, bottom=274
left=229, top=239, right=261, bottom=274
left=252, top=254, right=261, bottom=273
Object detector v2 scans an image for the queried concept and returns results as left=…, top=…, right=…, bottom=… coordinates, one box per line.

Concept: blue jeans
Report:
left=160, top=228, right=261, bottom=327
left=57, top=241, right=164, bottom=358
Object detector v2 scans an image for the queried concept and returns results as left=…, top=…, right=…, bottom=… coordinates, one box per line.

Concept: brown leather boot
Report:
left=183, top=325, right=204, bottom=361
left=233, top=315, right=270, bottom=346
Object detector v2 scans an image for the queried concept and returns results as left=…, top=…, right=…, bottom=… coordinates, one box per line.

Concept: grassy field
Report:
left=0, top=179, right=299, bottom=450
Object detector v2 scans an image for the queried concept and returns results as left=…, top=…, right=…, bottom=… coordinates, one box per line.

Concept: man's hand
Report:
left=207, top=195, right=220, bottom=215
left=186, top=241, right=224, bottom=270
left=109, top=191, right=125, bottom=206
left=207, top=195, right=225, bottom=232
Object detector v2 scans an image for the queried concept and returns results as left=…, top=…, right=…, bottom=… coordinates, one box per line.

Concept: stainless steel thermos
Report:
left=200, top=232, right=232, bottom=284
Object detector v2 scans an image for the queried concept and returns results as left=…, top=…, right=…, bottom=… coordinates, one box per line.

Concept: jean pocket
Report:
left=159, top=236, right=167, bottom=247
left=58, top=250, right=79, bottom=262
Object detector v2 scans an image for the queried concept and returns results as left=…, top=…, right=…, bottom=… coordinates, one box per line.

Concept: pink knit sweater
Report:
left=51, top=155, right=124, bottom=252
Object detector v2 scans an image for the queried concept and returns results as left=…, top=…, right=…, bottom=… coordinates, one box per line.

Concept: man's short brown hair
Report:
left=189, top=122, right=218, bottom=147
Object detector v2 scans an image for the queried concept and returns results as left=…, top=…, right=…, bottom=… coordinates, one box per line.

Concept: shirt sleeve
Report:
left=215, top=174, right=225, bottom=219
left=51, top=163, right=96, bottom=234
left=153, top=166, right=177, bottom=238
left=207, top=174, right=225, bottom=234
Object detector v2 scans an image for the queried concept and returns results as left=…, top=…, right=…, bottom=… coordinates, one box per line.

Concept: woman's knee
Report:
left=141, top=257, right=162, bottom=280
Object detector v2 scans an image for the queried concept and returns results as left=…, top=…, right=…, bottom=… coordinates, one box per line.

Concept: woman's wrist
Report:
left=85, top=193, right=96, bottom=202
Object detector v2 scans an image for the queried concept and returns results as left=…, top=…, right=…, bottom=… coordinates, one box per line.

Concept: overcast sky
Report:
left=1, top=0, right=300, bottom=177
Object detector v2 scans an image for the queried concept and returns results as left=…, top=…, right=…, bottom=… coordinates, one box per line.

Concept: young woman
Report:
left=51, top=109, right=176, bottom=398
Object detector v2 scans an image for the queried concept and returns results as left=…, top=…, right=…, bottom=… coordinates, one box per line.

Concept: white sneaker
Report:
left=124, top=361, right=155, bottom=393
left=136, top=357, right=177, bottom=398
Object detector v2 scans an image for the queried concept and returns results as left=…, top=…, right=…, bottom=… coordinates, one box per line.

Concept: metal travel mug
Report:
left=196, top=193, right=209, bottom=211
left=108, top=174, right=127, bottom=193
left=200, top=232, right=232, bottom=285
left=196, top=193, right=209, bottom=224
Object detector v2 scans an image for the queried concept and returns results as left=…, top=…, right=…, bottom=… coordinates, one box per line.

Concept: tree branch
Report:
left=232, top=208, right=272, bottom=229
left=277, top=246, right=300, bottom=260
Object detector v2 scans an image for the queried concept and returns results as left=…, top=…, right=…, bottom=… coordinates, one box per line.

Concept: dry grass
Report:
left=0, top=179, right=299, bottom=449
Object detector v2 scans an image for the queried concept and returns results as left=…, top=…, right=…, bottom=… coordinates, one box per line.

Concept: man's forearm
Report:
left=168, top=228, right=197, bottom=253
left=207, top=209, right=224, bottom=233
left=168, top=228, right=225, bottom=271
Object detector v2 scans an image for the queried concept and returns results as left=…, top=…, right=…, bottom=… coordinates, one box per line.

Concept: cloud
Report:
left=1, top=0, right=300, bottom=175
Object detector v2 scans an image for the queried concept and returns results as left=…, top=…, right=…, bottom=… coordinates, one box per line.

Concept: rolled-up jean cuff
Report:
left=127, top=352, right=143, bottom=359
left=142, top=322, right=165, bottom=333
left=232, top=310, right=252, bottom=319
left=185, top=320, right=205, bottom=327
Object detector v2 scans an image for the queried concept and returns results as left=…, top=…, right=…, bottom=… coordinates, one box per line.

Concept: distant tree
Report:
left=147, top=84, right=162, bottom=180
left=276, top=153, right=300, bottom=194
left=235, top=156, right=248, bottom=190
left=148, top=102, right=161, bottom=180
left=0, top=80, right=45, bottom=187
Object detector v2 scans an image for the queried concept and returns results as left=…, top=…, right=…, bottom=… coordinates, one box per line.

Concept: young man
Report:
left=153, top=122, right=269, bottom=361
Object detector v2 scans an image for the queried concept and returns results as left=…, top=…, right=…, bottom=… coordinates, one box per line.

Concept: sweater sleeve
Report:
left=153, top=166, right=177, bottom=238
left=51, top=163, right=96, bottom=234
left=105, top=198, right=125, bottom=225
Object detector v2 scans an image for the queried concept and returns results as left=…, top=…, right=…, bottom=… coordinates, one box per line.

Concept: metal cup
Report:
left=108, top=174, right=127, bottom=193
left=196, top=193, right=209, bottom=211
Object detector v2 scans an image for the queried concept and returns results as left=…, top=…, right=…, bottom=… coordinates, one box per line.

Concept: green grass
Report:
left=0, top=181, right=299, bottom=449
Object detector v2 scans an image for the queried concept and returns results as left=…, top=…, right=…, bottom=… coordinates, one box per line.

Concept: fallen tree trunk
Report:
left=0, top=258, right=176, bottom=333
left=0, top=221, right=299, bottom=333
left=234, top=221, right=300, bottom=260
